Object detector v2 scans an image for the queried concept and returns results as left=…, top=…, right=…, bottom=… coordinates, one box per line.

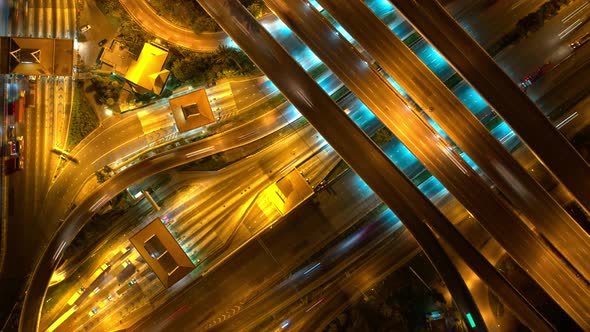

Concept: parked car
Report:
left=80, top=24, right=91, bottom=33
left=98, top=39, right=108, bottom=47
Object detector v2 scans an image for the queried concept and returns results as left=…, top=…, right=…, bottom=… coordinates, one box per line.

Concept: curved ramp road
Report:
left=20, top=0, right=487, bottom=330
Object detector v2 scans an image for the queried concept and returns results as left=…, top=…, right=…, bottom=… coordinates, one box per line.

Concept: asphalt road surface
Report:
left=19, top=0, right=495, bottom=330
left=389, top=0, right=590, bottom=210
left=196, top=0, right=496, bottom=329
left=119, top=0, right=228, bottom=52
left=319, top=0, right=590, bottom=273
left=130, top=102, right=588, bottom=331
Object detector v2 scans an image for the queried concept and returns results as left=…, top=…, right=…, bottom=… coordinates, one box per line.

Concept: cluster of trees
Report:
left=96, top=0, right=153, bottom=54
left=241, top=0, right=266, bottom=18
left=147, top=0, right=266, bottom=33
left=91, top=75, right=123, bottom=107
left=372, top=127, right=394, bottom=146
left=96, top=166, right=114, bottom=184
left=68, top=82, right=99, bottom=149
left=489, top=0, right=574, bottom=55
left=170, top=46, right=257, bottom=84
left=325, top=258, right=452, bottom=332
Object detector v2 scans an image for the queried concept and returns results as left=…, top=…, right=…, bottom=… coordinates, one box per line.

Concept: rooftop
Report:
left=129, top=218, right=194, bottom=288
left=124, top=42, right=170, bottom=95
left=169, top=89, right=216, bottom=133
left=0, top=37, right=73, bottom=76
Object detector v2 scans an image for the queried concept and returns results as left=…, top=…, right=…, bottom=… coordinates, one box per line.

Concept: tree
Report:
left=96, top=166, right=112, bottom=183
left=91, top=75, right=122, bottom=105
left=247, top=3, right=263, bottom=18
left=372, top=127, right=394, bottom=145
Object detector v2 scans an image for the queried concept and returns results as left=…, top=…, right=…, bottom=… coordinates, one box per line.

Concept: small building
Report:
left=0, top=37, right=73, bottom=76
left=129, top=218, right=194, bottom=288
left=99, top=40, right=135, bottom=76
left=124, top=42, right=170, bottom=95
left=169, top=89, right=216, bottom=133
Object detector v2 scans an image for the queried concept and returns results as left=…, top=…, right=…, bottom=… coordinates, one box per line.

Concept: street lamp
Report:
left=105, top=108, right=113, bottom=116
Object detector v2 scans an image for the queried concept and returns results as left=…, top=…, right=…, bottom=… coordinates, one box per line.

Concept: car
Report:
left=570, top=33, right=589, bottom=50
left=8, top=126, right=15, bottom=139
left=80, top=24, right=91, bottom=33
left=88, top=307, right=98, bottom=317
left=98, top=39, right=108, bottom=47
left=7, top=141, right=16, bottom=155
left=128, top=278, right=137, bottom=286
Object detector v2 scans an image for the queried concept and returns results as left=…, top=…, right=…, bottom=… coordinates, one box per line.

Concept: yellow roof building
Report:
left=124, top=43, right=170, bottom=95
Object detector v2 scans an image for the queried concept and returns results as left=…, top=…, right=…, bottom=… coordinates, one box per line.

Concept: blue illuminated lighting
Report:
left=414, top=44, right=454, bottom=80
left=224, top=37, right=239, bottom=50
left=280, top=321, right=290, bottom=329
left=454, top=84, right=489, bottom=116
left=332, top=22, right=356, bottom=43
left=308, top=0, right=323, bottom=11
left=459, top=152, right=479, bottom=172
left=364, top=0, right=396, bottom=16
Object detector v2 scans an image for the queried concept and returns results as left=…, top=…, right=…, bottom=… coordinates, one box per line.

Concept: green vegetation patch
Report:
left=371, top=127, right=394, bottom=145
left=90, top=74, right=123, bottom=108
left=324, top=253, right=452, bottom=332
left=67, top=82, right=99, bottom=149
left=443, top=73, right=462, bottom=90
left=331, top=85, right=352, bottom=103
left=96, top=0, right=154, bottom=54
left=488, top=0, right=574, bottom=56
left=170, top=46, right=258, bottom=85
left=145, top=0, right=267, bottom=33
left=402, top=32, right=421, bottom=47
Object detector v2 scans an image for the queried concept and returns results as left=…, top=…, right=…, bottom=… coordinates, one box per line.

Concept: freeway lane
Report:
left=195, top=0, right=493, bottom=329
left=21, top=0, right=491, bottom=329
left=316, top=0, right=590, bottom=325
left=262, top=2, right=558, bottom=330
left=320, top=0, right=590, bottom=272
left=136, top=103, right=587, bottom=331
left=388, top=0, right=590, bottom=210
left=19, top=97, right=310, bottom=331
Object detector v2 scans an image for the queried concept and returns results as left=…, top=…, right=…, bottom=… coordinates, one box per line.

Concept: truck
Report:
left=66, top=287, right=85, bottom=306
left=15, top=98, right=25, bottom=123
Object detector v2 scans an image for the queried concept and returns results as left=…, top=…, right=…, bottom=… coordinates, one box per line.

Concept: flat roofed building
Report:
left=0, top=37, right=73, bottom=76
left=129, top=218, right=194, bottom=288
left=169, top=89, right=216, bottom=133
left=124, top=42, right=170, bottom=95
